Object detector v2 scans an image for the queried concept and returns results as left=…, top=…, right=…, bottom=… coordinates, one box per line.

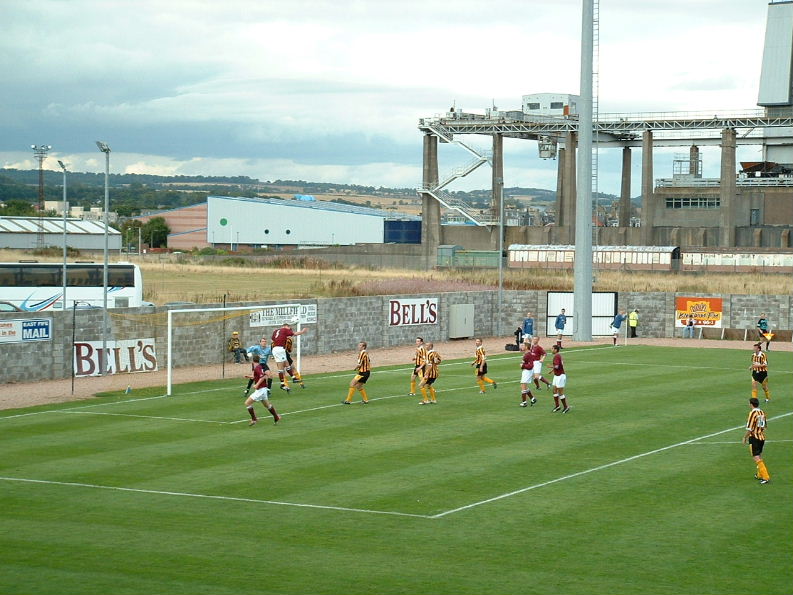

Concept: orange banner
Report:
left=675, top=297, right=723, bottom=327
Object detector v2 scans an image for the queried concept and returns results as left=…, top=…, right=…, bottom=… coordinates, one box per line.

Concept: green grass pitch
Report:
left=1, top=345, right=791, bottom=594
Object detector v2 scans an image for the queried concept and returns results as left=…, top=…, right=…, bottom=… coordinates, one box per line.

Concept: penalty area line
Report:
left=431, top=410, right=793, bottom=519
left=61, top=410, right=231, bottom=425
left=228, top=381, right=515, bottom=424
left=685, top=438, right=793, bottom=445
left=0, top=476, right=430, bottom=519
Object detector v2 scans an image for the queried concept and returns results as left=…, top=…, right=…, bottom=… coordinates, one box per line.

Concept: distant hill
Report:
left=0, top=169, right=258, bottom=188
left=0, top=169, right=626, bottom=216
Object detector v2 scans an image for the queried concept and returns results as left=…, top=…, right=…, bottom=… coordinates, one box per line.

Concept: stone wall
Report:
left=1, top=289, right=789, bottom=384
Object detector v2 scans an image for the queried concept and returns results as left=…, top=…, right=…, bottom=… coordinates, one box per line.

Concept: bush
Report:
left=219, top=257, right=250, bottom=267
left=32, top=245, right=81, bottom=257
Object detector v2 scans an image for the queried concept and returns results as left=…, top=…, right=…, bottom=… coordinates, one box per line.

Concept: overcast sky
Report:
left=0, top=0, right=773, bottom=195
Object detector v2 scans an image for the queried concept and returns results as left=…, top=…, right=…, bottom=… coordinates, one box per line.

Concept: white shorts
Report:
left=520, top=369, right=533, bottom=385
left=272, top=346, right=287, bottom=363
left=532, top=361, right=543, bottom=375
left=251, top=387, right=271, bottom=402
left=552, top=374, right=566, bottom=388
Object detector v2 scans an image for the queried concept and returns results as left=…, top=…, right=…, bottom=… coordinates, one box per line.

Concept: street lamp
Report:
left=57, top=160, right=68, bottom=310
left=31, top=144, right=52, bottom=249
left=95, top=141, right=111, bottom=376
left=496, top=177, right=504, bottom=338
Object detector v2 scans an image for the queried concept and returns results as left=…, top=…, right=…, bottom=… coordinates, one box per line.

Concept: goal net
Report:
left=159, top=303, right=311, bottom=396
left=106, top=303, right=310, bottom=395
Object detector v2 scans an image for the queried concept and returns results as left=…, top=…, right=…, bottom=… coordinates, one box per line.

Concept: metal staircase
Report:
left=418, top=187, right=499, bottom=226
left=418, top=121, right=495, bottom=226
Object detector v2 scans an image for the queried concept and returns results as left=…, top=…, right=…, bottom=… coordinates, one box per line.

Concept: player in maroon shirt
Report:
left=550, top=344, right=570, bottom=413
left=271, top=322, right=308, bottom=391
left=519, top=343, right=537, bottom=407
left=529, top=336, right=552, bottom=390
left=243, top=355, right=281, bottom=425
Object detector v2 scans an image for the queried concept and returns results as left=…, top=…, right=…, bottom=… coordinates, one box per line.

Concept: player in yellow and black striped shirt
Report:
left=750, top=342, right=771, bottom=403
left=409, top=337, right=427, bottom=396
left=418, top=343, right=441, bottom=405
left=284, top=335, right=305, bottom=389
left=472, top=338, right=497, bottom=393
left=343, top=342, right=371, bottom=404
left=742, top=397, right=770, bottom=484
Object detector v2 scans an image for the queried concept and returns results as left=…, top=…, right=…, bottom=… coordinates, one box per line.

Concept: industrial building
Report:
left=414, top=0, right=793, bottom=264
left=43, top=201, right=119, bottom=224
left=133, top=196, right=421, bottom=251
left=0, top=216, right=122, bottom=250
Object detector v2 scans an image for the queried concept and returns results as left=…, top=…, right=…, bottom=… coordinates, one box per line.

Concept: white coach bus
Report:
left=0, top=262, right=143, bottom=311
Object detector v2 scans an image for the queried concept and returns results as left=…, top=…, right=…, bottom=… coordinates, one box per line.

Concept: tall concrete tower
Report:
left=758, top=1, right=793, bottom=163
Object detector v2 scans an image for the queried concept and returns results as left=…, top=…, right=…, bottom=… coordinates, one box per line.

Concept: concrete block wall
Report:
left=728, top=294, right=790, bottom=332
left=315, top=296, right=385, bottom=354
left=617, top=292, right=669, bottom=338
left=1, top=289, right=790, bottom=384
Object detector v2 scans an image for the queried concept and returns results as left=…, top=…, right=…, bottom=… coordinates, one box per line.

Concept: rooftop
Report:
left=0, top=216, right=122, bottom=235
left=209, top=195, right=421, bottom=221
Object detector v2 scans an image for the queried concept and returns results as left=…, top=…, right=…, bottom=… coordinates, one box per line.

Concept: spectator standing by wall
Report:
left=520, top=312, right=535, bottom=344
left=628, top=309, right=639, bottom=338
left=554, top=309, right=567, bottom=349
left=610, top=310, right=627, bottom=345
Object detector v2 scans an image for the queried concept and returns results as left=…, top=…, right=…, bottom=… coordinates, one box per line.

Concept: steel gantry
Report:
left=420, top=110, right=793, bottom=145
left=416, top=109, right=793, bottom=226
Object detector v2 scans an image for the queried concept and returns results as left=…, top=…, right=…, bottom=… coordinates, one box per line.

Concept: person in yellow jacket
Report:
left=628, top=309, right=639, bottom=338
left=227, top=331, right=249, bottom=364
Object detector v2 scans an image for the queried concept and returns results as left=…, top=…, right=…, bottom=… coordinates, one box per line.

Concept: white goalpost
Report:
left=166, top=303, right=308, bottom=396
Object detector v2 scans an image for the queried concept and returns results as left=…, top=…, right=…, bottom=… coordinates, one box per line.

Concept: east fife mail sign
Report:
left=0, top=318, right=52, bottom=344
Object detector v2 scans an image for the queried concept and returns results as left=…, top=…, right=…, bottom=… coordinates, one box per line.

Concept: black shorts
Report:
left=752, top=371, right=768, bottom=383
left=413, top=365, right=424, bottom=376
left=286, top=352, right=294, bottom=365
left=476, top=363, right=488, bottom=376
left=423, top=377, right=437, bottom=385
left=354, top=371, right=370, bottom=384
left=749, top=436, right=765, bottom=457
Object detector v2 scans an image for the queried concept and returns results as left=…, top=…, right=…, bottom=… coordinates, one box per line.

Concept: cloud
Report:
left=0, top=0, right=774, bottom=196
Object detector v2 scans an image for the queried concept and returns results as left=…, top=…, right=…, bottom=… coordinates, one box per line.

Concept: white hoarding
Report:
left=0, top=318, right=52, bottom=344
left=388, top=298, right=439, bottom=326
left=249, top=303, right=317, bottom=327
left=74, top=338, right=158, bottom=377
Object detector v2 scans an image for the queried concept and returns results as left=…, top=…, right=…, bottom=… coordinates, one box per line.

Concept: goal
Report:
left=166, top=303, right=306, bottom=396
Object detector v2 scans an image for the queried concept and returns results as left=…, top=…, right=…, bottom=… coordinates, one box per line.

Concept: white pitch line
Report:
left=0, top=344, right=603, bottom=424
left=61, top=410, right=230, bottom=425
left=227, top=381, right=516, bottom=424
left=685, top=439, right=793, bottom=445
left=430, top=410, right=793, bottom=519
left=572, top=359, right=793, bottom=374
left=0, top=476, right=430, bottom=519
left=0, top=393, right=171, bottom=421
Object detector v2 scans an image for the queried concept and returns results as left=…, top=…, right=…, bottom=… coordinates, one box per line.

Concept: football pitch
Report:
left=2, top=345, right=791, bottom=595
